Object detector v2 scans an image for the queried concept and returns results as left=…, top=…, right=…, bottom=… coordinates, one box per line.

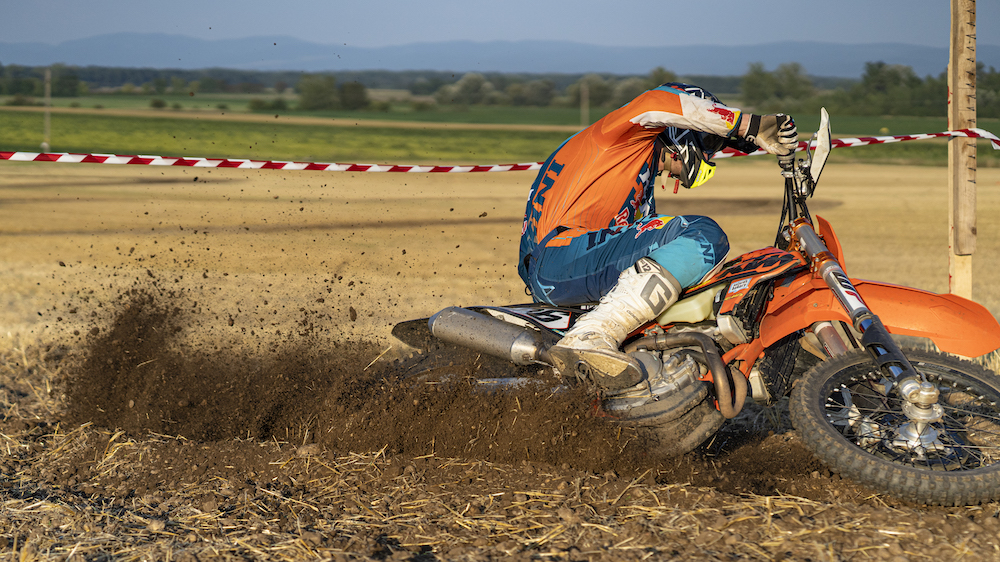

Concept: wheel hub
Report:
left=890, top=421, right=949, bottom=457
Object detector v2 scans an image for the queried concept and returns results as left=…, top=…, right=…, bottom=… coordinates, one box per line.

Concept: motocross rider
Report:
left=519, top=82, right=797, bottom=392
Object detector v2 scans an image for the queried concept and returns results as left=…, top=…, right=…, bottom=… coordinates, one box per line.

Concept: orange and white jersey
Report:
left=518, top=84, right=742, bottom=281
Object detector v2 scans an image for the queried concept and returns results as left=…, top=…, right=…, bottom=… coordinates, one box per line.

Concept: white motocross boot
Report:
left=548, top=257, right=682, bottom=390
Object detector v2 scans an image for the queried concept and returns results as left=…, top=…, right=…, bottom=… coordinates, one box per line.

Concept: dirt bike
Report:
left=391, top=109, right=1000, bottom=506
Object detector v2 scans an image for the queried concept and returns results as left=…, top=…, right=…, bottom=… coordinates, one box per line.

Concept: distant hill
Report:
left=2, top=33, right=999, bottom=78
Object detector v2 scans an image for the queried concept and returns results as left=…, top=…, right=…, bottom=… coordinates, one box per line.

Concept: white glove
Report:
left=744, top=114, right=798, bottom=159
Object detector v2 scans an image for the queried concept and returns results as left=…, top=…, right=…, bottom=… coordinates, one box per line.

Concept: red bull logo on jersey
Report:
left=708, top=105, right=738, bottom=127
left=613, top=208, right=630, bottom=227
left=634, top=216, right=673, bottom=238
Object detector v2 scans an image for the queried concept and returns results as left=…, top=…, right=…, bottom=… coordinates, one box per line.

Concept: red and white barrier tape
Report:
left=0, top=151, right=542, bottom=172
left=716, top=127, right=1000, bottom=158
left=2, top=128, right=997, bottom=172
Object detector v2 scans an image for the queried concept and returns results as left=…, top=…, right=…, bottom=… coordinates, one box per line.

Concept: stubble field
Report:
left=3, top=157, right=1000, bottom=560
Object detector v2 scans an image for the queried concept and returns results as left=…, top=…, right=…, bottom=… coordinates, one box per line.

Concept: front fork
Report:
left=789, top=219, right=944, bottom=431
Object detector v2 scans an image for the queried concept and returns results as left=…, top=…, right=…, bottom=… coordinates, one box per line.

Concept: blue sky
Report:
left=1, top=0, right=996, bottom=48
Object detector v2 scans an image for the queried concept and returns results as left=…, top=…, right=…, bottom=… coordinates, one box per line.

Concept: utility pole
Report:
left=948, top=0, right=977, bottom=299
left=42, top=67, right=51, bottom=152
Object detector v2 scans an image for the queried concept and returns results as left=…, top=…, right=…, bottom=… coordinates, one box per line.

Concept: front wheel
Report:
left=790, top=348, right=1000, bottom=505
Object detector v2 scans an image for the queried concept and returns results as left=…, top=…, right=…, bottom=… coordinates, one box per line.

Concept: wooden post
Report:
left=580, top=81, right=589, bottom=128
left=42, top=68, right=51, bottom=152
left=948, top=0, right=977, bottom=298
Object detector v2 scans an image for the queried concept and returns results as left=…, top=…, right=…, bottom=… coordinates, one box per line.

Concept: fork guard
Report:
left=760, top=277, right=1000, bottom=358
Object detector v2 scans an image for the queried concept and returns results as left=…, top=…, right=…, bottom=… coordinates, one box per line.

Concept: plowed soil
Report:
left=3, top=160, right=1000, bottom=560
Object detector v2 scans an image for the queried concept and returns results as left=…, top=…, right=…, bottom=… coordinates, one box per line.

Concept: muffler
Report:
left=428, top=307, right=552, bottom=365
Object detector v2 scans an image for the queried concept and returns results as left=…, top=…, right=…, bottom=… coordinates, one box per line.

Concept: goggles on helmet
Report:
left=659, top=127, right=723, bottom=189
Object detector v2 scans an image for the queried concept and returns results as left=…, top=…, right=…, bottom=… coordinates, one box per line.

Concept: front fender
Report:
left=760, top=278, right=1000, bottom=358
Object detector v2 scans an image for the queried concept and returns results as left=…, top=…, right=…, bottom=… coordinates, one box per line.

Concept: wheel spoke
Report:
left=820, top=366, right=1000, bottom=472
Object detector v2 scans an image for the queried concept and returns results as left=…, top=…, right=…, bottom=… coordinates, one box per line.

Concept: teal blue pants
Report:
left=521, top=214, right=729, bottom=306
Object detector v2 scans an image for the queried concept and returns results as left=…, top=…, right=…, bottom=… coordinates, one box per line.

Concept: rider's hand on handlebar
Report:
left=743, top=114, right=798, bottom=164
left=776, top=116, right=798, bottom=168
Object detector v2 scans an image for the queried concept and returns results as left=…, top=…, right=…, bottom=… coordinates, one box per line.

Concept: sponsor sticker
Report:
left=728, top=278, right=751, bottom=294
left=832, top=271, right=867, bottom=313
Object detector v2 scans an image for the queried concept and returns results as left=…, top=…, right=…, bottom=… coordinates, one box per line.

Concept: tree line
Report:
left=2, top=60, right=999, bottom=118
left=741, top=61, right=1000, bottom=118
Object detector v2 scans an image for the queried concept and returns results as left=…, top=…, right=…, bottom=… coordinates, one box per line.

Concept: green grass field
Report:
left=1, top=104, right=998, bottom=166
left=10, top=92, right=1000, bottom=132
left=1, top=93, right=610, bottom=126
left=0, top=110, right=570, bottom=163
left=2, top=93, right=264, bottom=113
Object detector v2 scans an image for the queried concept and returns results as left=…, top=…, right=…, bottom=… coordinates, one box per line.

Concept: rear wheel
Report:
left=610, top=374, right=724, bottom=457
left=637, top=398, right=725, bottom=457
left=790, top=349, right=1000, bottom=505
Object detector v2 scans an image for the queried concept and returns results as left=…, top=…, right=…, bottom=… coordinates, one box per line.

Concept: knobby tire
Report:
left=790, top=348, right=1000, bottom=505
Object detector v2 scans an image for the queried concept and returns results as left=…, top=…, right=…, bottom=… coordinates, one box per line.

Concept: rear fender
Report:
left=760, top=277, right=1000, bottom=357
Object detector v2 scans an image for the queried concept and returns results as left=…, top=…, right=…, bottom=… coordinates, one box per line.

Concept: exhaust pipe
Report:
left=428, top=307, right=551, bottom=365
